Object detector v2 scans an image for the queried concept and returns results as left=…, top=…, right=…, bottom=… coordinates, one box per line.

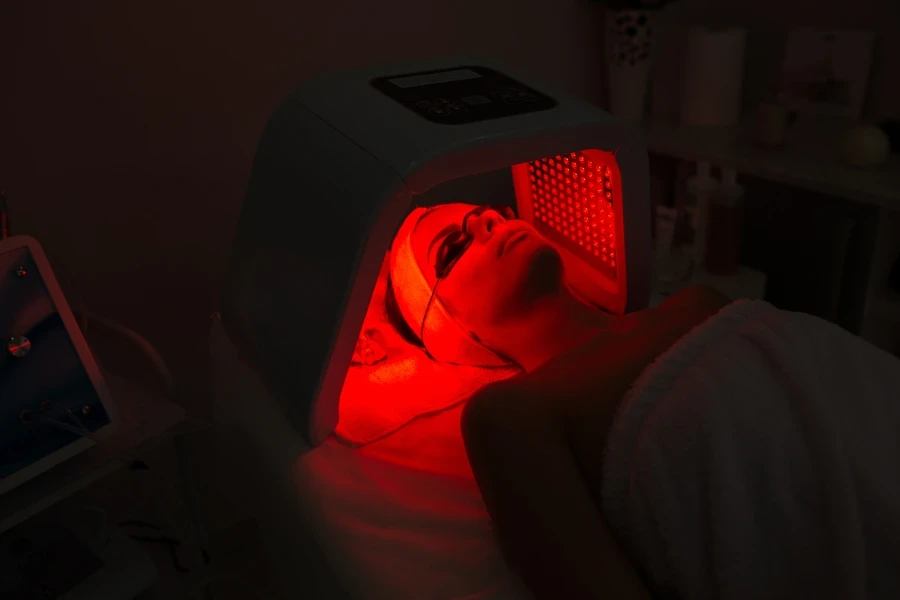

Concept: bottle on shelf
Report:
left=656, top=161, right=716, bottom=293
left=684, top=160, right=717, bottom=266
left=704, top=167, right=745, bottom=276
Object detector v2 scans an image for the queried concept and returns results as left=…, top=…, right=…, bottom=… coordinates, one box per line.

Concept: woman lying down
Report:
left=389, top=203, right=900, bottom=600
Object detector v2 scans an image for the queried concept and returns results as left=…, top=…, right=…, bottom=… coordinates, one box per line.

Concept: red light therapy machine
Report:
left=218, top=57, right=651, bottom=446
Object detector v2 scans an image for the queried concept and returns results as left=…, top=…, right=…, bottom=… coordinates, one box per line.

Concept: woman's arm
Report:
left=462, top=382, right=651, bottom=600
left=462, top=286, right=731, bottom=599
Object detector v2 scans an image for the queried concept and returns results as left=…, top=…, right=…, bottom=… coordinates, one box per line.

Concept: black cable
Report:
left=119, top=520, right=211, bottom=571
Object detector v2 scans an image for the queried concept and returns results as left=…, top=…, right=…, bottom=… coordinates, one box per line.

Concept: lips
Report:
left=499, top=229, right=528, bottom=256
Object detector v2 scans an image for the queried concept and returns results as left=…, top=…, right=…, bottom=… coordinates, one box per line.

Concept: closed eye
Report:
left=435, top=231, right=470, bottom=279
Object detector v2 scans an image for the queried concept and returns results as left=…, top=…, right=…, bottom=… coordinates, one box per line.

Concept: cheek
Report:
left=463, top=258, right=509, bottom=300
left=439, top=264, right=505, bottom=326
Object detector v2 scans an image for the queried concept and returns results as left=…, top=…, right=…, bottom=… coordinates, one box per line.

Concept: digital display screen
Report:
left=388, top=68, right=482, bottom=89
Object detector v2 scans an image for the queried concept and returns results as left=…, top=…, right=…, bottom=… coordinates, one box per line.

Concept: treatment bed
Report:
left=210, top=55, right=649, bottom=599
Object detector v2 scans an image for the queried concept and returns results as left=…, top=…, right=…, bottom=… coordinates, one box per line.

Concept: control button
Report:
left=497, top=87, right=540, bottom=104
left=15, top=266, right=27, bottom=277
left=462, top=95, right=491, bottom=106
left=416, top=100, right=434, bottom=108
left=7, top=335, right=31, bottom=358
left=430, top=102, right=465, bottom=117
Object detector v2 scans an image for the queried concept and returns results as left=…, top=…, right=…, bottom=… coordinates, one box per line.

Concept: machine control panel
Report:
left=371, top=66, right=557, bottom=125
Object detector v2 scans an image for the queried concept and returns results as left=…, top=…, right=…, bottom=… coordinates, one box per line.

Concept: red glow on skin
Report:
left=335, top=250, right=518, bottom=453
left=334, top=149, right=624, bottom=464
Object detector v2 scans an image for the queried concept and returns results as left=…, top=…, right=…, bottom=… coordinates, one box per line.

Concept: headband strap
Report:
left=390, top=206, right=510, bottom=368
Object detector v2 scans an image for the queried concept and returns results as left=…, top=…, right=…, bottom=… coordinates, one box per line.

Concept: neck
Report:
left=501, top=288, right=613, bottom=372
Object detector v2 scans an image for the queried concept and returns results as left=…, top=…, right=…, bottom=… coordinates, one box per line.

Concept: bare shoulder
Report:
left=463, top=285, right=732, bottom=455
left=461, top=376, right=552, bottom=441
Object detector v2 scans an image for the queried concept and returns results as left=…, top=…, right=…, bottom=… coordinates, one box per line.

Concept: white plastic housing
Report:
left=220, top=56, right=650, bottom=446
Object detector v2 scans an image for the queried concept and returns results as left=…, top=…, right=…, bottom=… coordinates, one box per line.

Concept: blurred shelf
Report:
left=691, top=266, right=768, bottom=301
left=651, top=265, right=767, bottom=307
left=641, top=119, right=900, bottom=211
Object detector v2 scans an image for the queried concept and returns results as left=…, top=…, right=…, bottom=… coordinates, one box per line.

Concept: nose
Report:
left=470, top=209, right=507, bottom=243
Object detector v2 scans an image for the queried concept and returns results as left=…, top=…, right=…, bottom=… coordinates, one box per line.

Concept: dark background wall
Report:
left=2, top=0, right=897, bottom=409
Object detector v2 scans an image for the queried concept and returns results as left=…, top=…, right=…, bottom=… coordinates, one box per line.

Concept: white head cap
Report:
left=389, top=205, right=510, bottom=367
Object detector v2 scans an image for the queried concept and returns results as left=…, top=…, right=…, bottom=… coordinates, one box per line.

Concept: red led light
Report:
left=524, top=150, right=618, bottom=280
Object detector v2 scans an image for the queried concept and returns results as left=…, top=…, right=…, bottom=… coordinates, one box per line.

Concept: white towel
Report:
left=602, top=300, right=900, bottom=600
left=336, top=251, right=520, bottom=446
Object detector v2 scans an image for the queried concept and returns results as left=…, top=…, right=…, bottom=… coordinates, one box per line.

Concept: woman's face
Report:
left=412, top=203, right=564, bottom=339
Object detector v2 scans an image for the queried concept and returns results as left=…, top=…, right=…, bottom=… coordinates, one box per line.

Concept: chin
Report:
left=520, top=242, right=565, bottom=297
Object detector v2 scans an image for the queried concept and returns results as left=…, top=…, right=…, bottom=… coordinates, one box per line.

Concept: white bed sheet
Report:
left=211, top=314, right=530, bottom=599
left=297, top=403, right=532, bottom=600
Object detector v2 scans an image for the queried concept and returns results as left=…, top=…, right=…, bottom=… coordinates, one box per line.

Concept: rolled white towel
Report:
left=602, top=300, right=900, bottom=600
